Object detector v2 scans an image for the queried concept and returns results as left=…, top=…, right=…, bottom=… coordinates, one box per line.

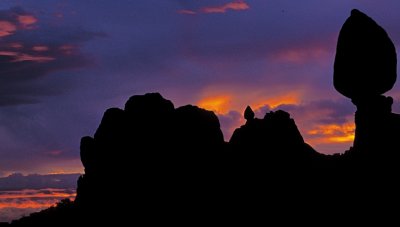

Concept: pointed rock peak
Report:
left=350, top=9, right=364, bottom=17
left=244, top=106, right=255, bottom=121
left=334, top=9, right=397, bottom=99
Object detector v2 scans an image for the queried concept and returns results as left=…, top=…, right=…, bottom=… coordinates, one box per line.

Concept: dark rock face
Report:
left=230, top=109, right=320, bottom=166
left=334, top=9, right=397, bottom=100
left=333, top=10, right=400, bottom=169
left=73, top=93, right=325, bottom=223
left=244, top=105, right=255, bottom=121
left=75, top=93, right=228, bottom=222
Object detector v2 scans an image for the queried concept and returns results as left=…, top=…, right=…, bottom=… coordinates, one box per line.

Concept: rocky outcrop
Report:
left=334, top=9, right=397, bottom=100
left=75, top=93, right=228, bottom=222
left=74, top=93, right=326, bottom=223
left=334, top=10, right=400, bottom=170
left=230, top=108, right=322, bottom=170
left=244, top=105, right=255, bottom=121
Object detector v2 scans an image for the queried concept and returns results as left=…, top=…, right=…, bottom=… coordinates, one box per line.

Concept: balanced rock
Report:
left=334, top=9, right=397, bottom=99
left=244, top=106, right=255, bottom=121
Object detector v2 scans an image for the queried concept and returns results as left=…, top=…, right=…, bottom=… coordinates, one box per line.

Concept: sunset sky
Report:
left=1, top=1, right=400, bottom=218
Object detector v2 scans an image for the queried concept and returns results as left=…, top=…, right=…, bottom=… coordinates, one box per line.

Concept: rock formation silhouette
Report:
left=73, top=93, right=332, bottom=224
left=8, top=9, right=400, bottom=225
left=230, top=108, right=322, bottom=169
left=334, top=9, right=400, bottom=171
left=334, top=9, right=397, bottom=100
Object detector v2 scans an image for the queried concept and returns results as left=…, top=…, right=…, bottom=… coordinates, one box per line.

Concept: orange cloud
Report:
left=12, top=54, right=55, bottom=63
left=201, top=0, right=250, bottom=14
left=192, top=87, right=355, bottom=154
left=9, top=42, right=23, bottom=49
left=198, top=95, right=232, bottom=114
left=0, top=14, right=37, bottom=38
left=0, top=189, right=76, bottom=209
left=252, top=92, right=301, bottom=109
left=32, top=45, right=49, bottom=52
left=1, top=47, right=54, bottom=63
left=178, top=1, right=250, bottom=15
left=308, top=122, right=355, bottom=144
left=17, top=15, right=38, bottom=28
left=196, top=89, right=304, bottom=141
left=0, top=188, right=75, bottom=222
left=177, top=9, right=197, bottom=15
left=0, top=21, right=17, bottom=37
left=45, top=150, right=63, bottom=156
left=273, top=46, right=329, bottom=64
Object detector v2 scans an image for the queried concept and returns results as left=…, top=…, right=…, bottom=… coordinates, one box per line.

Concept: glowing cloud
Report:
left=198, top=95, right=232, bottom=114
left=12, top=54, right=55, bottom=63
left=178, top=0, right=250, bottom=15
left=17, top=15, right=38, bottom=28
left=0, top=21, right=17, bottom=37
left=0, top=189, right=75, bottom=222
left=0, top=51, right=18, bottom=56
left=201, top=0, right=250, bottom=14
left=177, top=9, right=197, bottom=15
left=273, top=46, right=330, bottom=64
left=252, top=93, right=301, bottom=109
left=0, top=12, right=37, bottom=38
left=32, top=45, right=49, bottom=52
left=308, top=122, right=355, bottom=143
left=9, top=43, right=23, bottom=49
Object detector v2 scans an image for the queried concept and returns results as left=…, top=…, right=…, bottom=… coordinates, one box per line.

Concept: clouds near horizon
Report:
left=0, top=173, right=78, bottom=222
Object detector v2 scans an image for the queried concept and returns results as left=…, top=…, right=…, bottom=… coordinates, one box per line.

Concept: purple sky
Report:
left=1, top=0, right=400, bottom=176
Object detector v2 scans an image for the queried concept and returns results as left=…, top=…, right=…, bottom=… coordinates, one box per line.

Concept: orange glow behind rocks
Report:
left=308, top=122, right=355, bottom=143
left=198, top=95, right=232, bottom=114
left=0, top=189, right=76, bottom=209
left=197, top=91, right=355, bottom=153
left=252, top=93, right=301, bottom=109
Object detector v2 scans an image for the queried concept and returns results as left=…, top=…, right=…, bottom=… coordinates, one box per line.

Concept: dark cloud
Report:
left=274, top=99, right=355, bottom=125
left=0, top=173, right=80, bottom=191
left=0, top=7, right=104, bottom=107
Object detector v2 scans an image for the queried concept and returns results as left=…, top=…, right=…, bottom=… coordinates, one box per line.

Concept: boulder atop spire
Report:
left=334, top=9, right=397, bottom=99
left=244, top=106, right=255, bottom=121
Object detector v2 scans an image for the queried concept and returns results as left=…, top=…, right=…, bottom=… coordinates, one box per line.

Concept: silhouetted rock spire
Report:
left=334, top=9, right=400, bottom=168
left=334, top=9, right=397, bottom=100
left=244, top=105, right=255, bottom=121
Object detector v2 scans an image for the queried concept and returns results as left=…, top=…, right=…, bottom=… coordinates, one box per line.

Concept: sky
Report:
left=1, top=1, right=400, bottom=179
left=1, top=0, right=400, bottom=222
